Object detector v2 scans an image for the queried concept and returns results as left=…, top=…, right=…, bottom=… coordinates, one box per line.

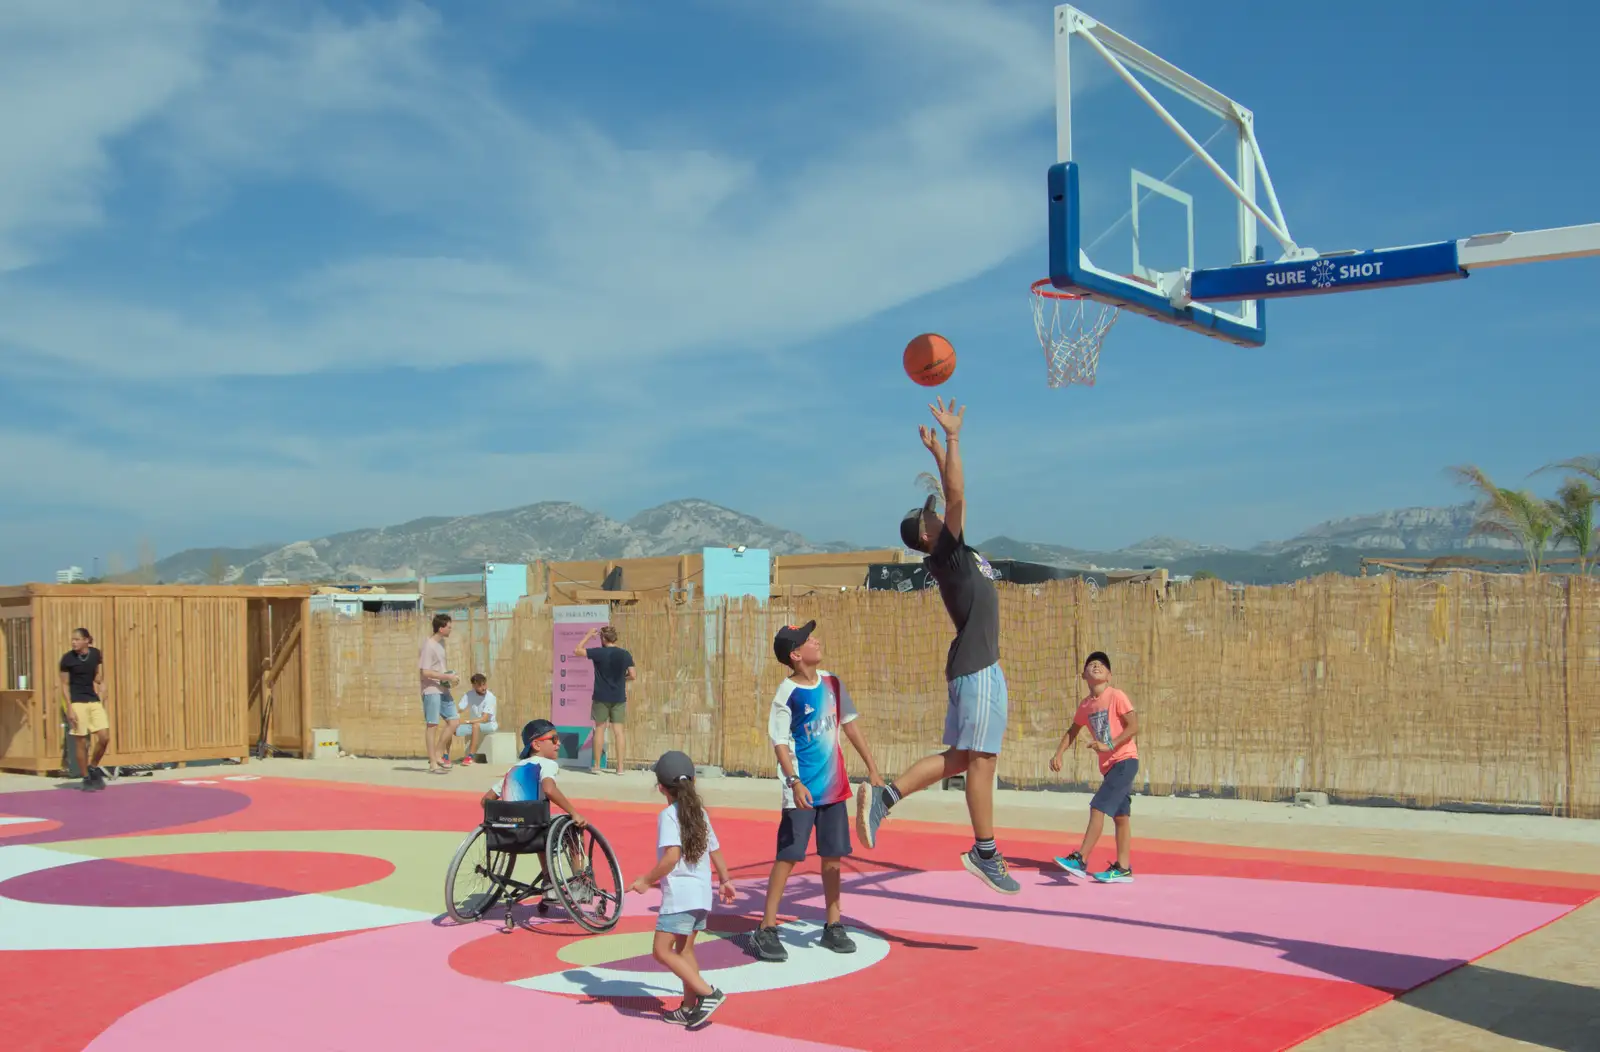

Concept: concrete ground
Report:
left=5, top=757, right=1597, bottom=1050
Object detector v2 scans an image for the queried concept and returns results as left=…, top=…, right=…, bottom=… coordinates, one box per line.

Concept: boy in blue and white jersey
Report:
left=747, top=620, right=885, bottom=963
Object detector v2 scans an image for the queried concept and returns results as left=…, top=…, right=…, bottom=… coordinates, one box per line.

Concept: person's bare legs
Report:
left=1112, top=813, right=1132, bottom=869
left=857, top=748, right=968, bottom=848
left=652, top=931, right=713, bottom=999
left=73, top=732, right=90, bottom=783
left=820, top=858, right=843, bottom=926
left=610, top=723, right=626, bottom=773
left=424, top=720, right=440, bottom=772
left=466, top=723, right=483, bottom=759
left=1077, top=808, right=1108, bottom=860
left=963, top=752, right=997, bottom=841
left=440, top=717, right=460, bottom=764
left=761, top=859, right=798, bottom=928
left=592, top=722, right=609, bottom=771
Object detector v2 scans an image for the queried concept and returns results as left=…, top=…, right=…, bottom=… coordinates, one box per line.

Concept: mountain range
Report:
left=137, top=498, right=1524, bottom=588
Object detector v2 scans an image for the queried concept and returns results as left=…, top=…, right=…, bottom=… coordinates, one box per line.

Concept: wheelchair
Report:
left=444, top=798, right=625, bottom=934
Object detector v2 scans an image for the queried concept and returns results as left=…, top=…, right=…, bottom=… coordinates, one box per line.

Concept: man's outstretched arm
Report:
left=920, top=398, right=967, bottom=540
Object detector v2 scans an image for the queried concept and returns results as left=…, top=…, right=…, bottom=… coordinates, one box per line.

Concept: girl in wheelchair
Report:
left=629, top=750, right=737, bottom=1029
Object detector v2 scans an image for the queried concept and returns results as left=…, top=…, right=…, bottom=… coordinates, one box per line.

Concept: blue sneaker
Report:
left=961, top=847, right=1021, bottom=895
left=1090, top=862, right=1133, bottom=884
left=856, top=783, right=891, bottom=850
left=1054, top=852, right=1087, bottom=876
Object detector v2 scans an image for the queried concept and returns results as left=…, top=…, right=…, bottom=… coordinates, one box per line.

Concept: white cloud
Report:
left=0, top=0, right=1071, bottom=379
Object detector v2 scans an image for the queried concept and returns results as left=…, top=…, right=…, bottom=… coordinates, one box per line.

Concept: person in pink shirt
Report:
left=1049, top=651, right=1140, bottom=883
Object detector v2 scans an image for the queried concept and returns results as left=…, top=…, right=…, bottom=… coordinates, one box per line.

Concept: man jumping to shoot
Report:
left=857, top=397, right=1019, bottom=895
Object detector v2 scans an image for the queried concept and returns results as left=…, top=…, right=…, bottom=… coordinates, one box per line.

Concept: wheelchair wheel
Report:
left=545, top=815, right=625, bottom=934
left=445, top=825, right=512, bottom=923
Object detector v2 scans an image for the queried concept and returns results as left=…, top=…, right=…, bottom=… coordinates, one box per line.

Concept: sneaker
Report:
left=960, top=847, right=1021, bottom=895
left=819, top=923, right=857, bottom=954
left=686, top=988, right=726, bottom=1030
left=748, top=925, right=787, bottom=962
left=460, top=755, right=474, bottom=766
left=1054, top=852, right=1087, bottom=875
left=80, top=775, right=96, bottom=792
left=856, top=782, right=891, bottom=850
left=1091, top=863, right=1134, bottom=884
left=663, top=1004, right=694, bottom=1026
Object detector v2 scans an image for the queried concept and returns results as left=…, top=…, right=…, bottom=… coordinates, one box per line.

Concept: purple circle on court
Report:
left=0, top=856, right=303, bottom=907
left=0, top=782, right=250, bottom=847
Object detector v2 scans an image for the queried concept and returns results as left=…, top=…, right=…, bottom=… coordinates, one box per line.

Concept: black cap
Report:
left=1084, top=651, right=1111, bottom=672
left=900, top=494, right=937, bottom=550
left=518, top=718, right=558, bottom=759
left=773, top=620, right=816, bottom=667
left=653, top=750, right=696, bottom=786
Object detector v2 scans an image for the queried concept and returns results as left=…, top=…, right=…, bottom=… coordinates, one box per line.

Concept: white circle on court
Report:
left=510, top=920, right=890, bottom=997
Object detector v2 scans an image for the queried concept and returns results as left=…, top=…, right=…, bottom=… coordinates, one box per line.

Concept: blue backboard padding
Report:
left=1047, top=162, right=1267, bottom=349
left=1188, top=241, right=1466, bottom=302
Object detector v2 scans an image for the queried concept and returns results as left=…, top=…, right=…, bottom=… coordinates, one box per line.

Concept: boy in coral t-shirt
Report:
left=1049, top=651, right=1140, bottom=883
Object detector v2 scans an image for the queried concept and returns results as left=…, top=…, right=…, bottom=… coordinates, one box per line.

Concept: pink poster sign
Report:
left=551, top=605, right=609, bottom=766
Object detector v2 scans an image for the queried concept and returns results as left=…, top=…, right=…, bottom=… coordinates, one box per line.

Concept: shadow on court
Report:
left=1399, top=964, right=1600, bottom=1052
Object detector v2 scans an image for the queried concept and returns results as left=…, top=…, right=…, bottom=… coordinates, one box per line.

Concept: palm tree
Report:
left=1545, top=478, right=1598, bottom=575
left=1448, top=464, right=1555, bottom=573
left=915, top=471, right=942, bottom=510
left=1540, top=455, right=1600, bottom=489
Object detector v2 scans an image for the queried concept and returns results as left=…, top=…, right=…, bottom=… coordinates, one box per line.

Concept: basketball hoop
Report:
left=1030, top=279, right=1120, bottom=389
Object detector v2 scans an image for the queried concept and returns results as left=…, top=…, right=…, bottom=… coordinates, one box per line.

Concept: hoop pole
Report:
left=1073, top=27, right=1297, bottom=255
left=1457, top=223, right=1600, bottom=270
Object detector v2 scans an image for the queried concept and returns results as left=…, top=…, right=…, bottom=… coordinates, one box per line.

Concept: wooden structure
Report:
left=0, top=584, right=312, bottom=774
left=540, top=549, right=915, bottom=606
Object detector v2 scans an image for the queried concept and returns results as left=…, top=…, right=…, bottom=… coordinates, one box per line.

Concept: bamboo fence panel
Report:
left=306, top=574, right=1600, bottom=817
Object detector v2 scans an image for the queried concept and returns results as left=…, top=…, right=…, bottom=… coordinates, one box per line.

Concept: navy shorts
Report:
left=776, top=800, right=851, bottom=861
left=1090, top=758, right=1139, bottom=818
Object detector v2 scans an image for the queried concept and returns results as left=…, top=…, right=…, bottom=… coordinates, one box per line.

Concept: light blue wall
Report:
left=702, top=547, right=771, bottom=602
left=484, top=563, right=528, bottom=611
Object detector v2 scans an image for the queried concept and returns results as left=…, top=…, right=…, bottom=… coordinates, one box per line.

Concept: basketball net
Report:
left=1029, top=279, right=1120, bottom=388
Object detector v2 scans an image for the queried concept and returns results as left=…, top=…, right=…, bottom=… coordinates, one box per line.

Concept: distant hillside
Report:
left=141, top=496, right=1532, bottom=588
left=151, top=499, right=858, bottom=585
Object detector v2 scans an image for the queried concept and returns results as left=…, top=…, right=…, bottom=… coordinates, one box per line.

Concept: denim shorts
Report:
left=421, top=692, right=456, bottom=725
left=656, top=909, right=708, bottom=935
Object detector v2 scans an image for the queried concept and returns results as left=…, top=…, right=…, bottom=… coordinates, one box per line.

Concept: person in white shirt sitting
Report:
left=453, top=673, right=499, bottom=766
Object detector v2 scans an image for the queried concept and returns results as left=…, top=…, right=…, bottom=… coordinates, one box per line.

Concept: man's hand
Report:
left=929, top=396, right=965, bottom=437
left=791, top=781, right=814, bottom=809
left=569, top=812, right=588, bottom=827
left=718, top=879, right=738, bottom=906
left=66, top=708, right=79, bottom=734
left=919, top=424, right=945, bottom=461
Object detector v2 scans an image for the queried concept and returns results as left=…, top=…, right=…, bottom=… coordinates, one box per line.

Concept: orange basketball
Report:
left=903, top=333, right=956, bottom=386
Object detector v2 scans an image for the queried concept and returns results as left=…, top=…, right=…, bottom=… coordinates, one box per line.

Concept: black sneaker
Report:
left=663, top=1003, right=694, bottom=1026
left=686, top=988, right=725, bottom=1030
left=820, top=923, right=856, bottom=954
left=748, top=925, right=787, bottom=961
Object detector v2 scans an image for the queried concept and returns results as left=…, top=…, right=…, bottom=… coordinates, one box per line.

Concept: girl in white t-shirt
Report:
left=628, top=750, right=737, bottom=1029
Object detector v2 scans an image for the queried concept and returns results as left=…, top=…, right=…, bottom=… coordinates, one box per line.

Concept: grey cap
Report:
left=653, top=750, right=696, bottom=787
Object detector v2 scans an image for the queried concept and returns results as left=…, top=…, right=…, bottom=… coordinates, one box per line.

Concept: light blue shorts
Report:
left=421, top=692, right=456, bottom=725
left=943, top=663, right=1008, bottom=755
left=656, top=909, right=708, bottom=935
left=455, top=721, right=498, bottom=737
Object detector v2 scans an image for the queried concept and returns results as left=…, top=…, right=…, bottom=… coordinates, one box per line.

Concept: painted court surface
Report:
left=1, top=777, right=1596, bottom=1051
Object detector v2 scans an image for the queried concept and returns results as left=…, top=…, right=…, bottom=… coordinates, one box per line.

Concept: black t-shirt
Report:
left=924, top=529, right=1001, bottom=681
left=586, top=646, right=635, bottom=704
left=59, top=647, right=103, bottom=702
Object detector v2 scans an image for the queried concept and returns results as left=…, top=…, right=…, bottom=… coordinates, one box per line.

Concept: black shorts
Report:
left=776, top=800, right=852, bottom=862
left=1090, top=758, right=1140, bottom=818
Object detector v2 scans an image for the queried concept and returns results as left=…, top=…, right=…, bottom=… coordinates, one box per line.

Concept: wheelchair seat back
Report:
left=484, top=798, right=551, bottom=854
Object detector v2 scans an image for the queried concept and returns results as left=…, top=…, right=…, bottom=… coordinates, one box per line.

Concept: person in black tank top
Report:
left=853, top=397, right=1020, bottom=896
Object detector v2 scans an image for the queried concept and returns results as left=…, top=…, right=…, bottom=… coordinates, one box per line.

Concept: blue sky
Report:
left=2, top=0, right=1597, bottom=582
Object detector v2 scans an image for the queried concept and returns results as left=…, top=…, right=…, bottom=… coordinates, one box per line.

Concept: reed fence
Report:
left=308, top=573, right=1599, bottom=817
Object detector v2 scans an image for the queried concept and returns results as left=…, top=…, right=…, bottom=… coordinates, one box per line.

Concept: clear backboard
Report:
left=1041, top=4, right=1600, bottom=374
